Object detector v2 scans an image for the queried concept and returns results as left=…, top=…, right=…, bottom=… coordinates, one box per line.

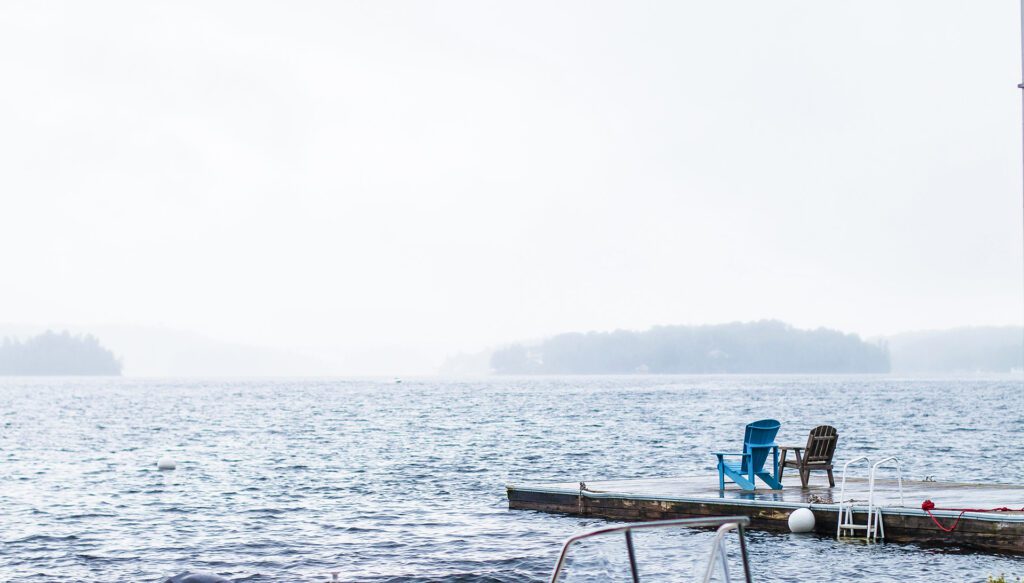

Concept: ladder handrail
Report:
left=867, top=456, right=903, bottom=540
left=836, top=456, right=870, bottom=540
left=836, top=455, right=903, bottom=542
left=868, top=456, right=904, bottom=507
left=548, top=516, right=752, bottom=583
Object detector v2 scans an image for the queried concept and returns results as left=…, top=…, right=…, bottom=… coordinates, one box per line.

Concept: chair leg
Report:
left=827, top=468, right=835, bottom=488
left=756, top=471, right=783, bottom=490
left=723, top=466, right=756, bottom=491
left=800, top=467, right=809, bottom=488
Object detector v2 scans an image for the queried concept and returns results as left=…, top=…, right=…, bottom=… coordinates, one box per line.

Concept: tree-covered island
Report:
left=0, top=330, right=122, bottom=375
left=490, top=320, right=890, bottom=374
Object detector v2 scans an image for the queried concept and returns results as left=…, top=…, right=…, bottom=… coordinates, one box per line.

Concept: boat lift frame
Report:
left=549, top=516, right=752, bottom=583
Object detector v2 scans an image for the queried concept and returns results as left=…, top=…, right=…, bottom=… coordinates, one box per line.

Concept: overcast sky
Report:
left=1, top=1, right=1021, bottom=373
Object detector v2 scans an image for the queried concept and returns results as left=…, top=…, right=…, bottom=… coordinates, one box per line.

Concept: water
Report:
left=0, top=375, right=1021, bottom=582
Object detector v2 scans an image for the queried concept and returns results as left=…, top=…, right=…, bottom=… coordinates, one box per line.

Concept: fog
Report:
left=1, top=2, right=1020, bottom=374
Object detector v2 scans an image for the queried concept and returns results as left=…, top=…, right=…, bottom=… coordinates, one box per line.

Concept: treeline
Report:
left=0, top=330, right=122, bottom=375
left=490, top=320, right=890, bottom=374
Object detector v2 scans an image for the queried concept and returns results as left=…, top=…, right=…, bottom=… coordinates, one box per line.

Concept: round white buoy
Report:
left=157, top=456, right=177, bottom=470
left=788, top=507, right=815, bottom=533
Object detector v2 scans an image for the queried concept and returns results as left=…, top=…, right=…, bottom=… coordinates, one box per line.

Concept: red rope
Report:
left=920, top=499, right=1024, bottom=533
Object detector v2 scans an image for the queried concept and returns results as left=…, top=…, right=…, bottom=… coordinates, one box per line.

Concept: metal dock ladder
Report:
left=549, top=516, right=752, bottom=583
left=836, top=456, right=904, bottom=542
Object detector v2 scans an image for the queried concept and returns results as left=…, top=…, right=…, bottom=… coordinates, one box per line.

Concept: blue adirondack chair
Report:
left=714, top=419, right=783, bottom=491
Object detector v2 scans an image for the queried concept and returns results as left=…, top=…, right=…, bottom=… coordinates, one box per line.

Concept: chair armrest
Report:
left=779, top=446, right=805, bottom=451
left=712, top=452, right=751, bottom=457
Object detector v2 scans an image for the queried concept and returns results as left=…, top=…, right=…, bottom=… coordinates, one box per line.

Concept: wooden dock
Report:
left=507, top=474, right=1024, bottom=553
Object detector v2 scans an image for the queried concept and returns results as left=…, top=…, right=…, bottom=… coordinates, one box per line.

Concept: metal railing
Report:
left=549, top=516, right=752, bottom=583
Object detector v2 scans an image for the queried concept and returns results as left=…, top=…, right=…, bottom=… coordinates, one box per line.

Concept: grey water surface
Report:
left=0, top=376, right=1021, bottom=582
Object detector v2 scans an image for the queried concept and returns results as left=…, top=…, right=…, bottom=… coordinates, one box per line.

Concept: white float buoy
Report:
left=788, top=507, right=815, bottom=533
left=157, top=456, right=177, bottom=470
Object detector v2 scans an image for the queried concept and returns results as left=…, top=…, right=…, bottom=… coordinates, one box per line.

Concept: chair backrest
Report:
left=803, top=425, right=838, bottom=463
left=742, top=419, right=780, bottom=471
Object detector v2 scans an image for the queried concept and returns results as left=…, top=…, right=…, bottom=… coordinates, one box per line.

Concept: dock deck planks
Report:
left=507, top=474, right=1024, bottom=553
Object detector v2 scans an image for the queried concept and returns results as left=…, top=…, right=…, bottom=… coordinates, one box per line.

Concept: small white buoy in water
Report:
left=157, top=456, right=177, bottom=470
left=788, top=508, right=815, bottom=533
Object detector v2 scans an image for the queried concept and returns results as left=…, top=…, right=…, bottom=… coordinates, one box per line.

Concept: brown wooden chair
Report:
left=779, top=425, right=838, bottom=487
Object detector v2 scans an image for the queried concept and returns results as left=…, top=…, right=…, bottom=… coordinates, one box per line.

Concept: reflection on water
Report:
left=0, top=375, right=1021, bottom=582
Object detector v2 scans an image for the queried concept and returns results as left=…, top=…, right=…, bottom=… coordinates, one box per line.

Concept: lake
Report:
left=0, top=375, right=1021, bottom=582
